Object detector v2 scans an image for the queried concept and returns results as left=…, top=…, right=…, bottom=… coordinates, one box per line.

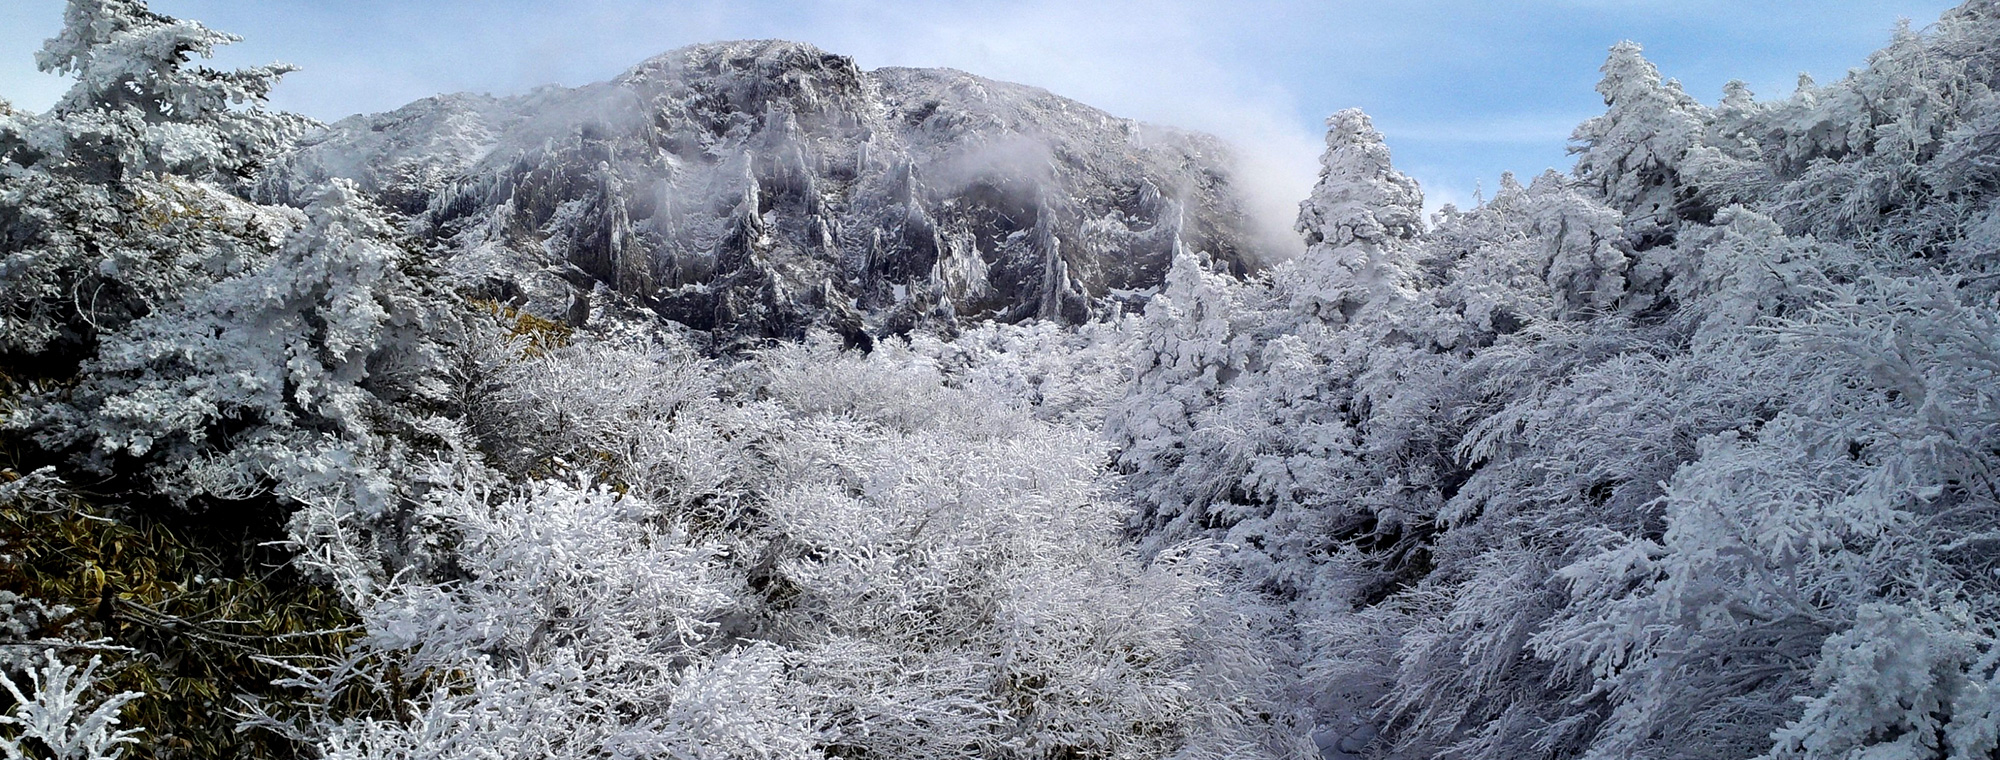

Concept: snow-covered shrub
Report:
left=0, top=653, right=143, bottom=760
left=254, top=325, right=1301, bottom=760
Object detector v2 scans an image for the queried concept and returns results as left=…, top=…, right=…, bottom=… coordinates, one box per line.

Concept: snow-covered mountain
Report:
left=263, top=40, right=1264, bottom=347
left=9, top=1, right=2000, bottom=759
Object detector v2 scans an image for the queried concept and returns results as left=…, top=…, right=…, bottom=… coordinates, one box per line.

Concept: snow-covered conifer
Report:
left=0, top=0, right=308, bottom=359
left=18, top=178, right=442, bottom=508
left=1571, top=42, right=1709, bottom=246
left=1288, top=108, right=1425, bottom=323
left=35, top=0, right=309, bottom=183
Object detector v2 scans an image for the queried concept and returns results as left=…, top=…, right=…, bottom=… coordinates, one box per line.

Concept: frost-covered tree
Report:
left=0, top=0, right=310, bottom=362
left=1109, top=244, right=1263, bottom=547
left=33, top=0, right=307, bottom=182
left=1756, top=9, right=2000, bottom=253
left=16, top=179, right=444, bottom=510
left=1570, top=42, right=1709, bottom=246
left=1106, top=6, right=2000, bottom=760
left=1289, top=109, right=1425, bottom=323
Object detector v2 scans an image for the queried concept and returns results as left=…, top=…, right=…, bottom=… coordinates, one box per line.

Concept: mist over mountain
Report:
left=262, top=40, right=1265, bottom=347
left=3, top=2, right=2000, bottom=760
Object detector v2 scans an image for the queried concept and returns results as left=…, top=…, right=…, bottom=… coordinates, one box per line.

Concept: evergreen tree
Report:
left=17, top=179, right=443, bottom=509
left=1289, top=108, right=1425, bottom=324
left=1570, top=42, right=1709, bottom=247
left=0, top=0, right=309, bottom=363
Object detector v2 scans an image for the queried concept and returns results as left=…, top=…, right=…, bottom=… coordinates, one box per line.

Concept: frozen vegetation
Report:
left=1, top=1, right=1999, bottom=759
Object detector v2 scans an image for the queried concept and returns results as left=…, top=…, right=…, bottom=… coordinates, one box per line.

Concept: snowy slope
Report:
left=263, top=40, right=1264, bottom=346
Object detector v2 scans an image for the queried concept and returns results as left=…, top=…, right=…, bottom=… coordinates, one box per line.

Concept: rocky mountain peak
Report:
left=263, top=40, right=1266, bottom=348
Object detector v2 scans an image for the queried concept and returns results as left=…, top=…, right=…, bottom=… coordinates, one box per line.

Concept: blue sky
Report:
left=0, top=0, right=1962, bottom=227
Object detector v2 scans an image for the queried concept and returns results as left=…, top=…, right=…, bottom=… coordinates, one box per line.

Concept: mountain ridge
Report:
left=262, top=39, right=1268, bottom=348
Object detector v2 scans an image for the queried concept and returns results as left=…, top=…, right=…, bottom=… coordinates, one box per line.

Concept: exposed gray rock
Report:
left=262, top=40, right=1264, bottom=347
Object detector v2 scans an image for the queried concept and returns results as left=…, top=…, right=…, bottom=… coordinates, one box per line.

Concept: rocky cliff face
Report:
left=263, top=40, right=1264, bottom=346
